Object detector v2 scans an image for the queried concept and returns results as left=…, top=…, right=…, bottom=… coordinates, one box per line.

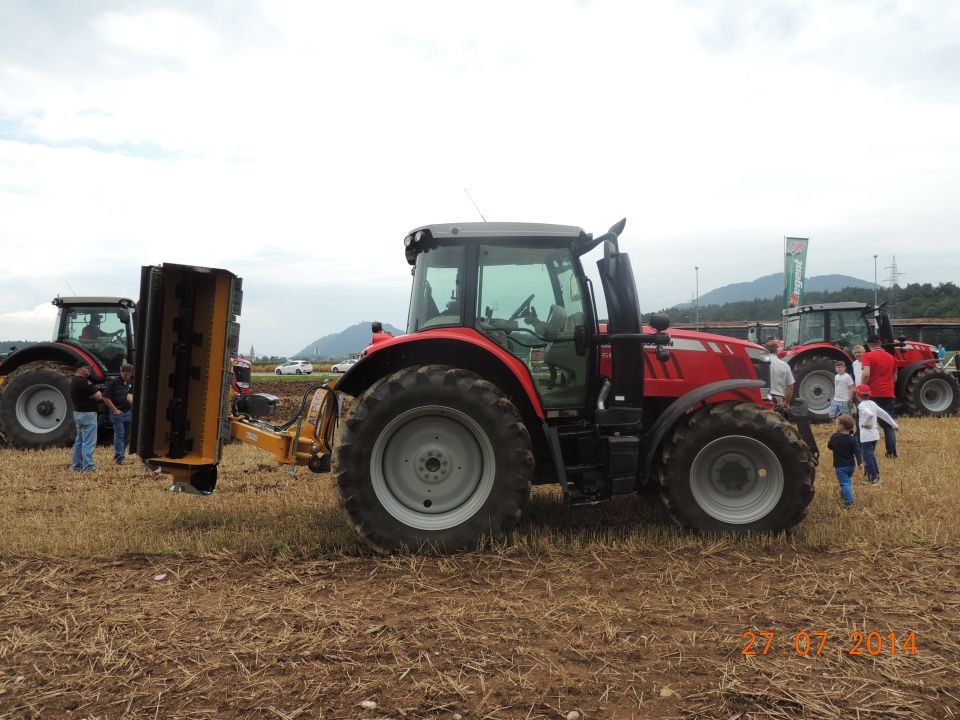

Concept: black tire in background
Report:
left=0, top=363, right=75, bottom=448
left=659, top=401, right=816, bottom=534
left=334, top=364, right=533, bottom=553
left=792, top=355, right=837, bottom=423
left=902, top=367, right=960, bottom=417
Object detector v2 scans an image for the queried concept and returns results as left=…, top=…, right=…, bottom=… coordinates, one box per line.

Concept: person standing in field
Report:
left=851, top=345, right=865, bottom=385
left=855, top=384, right=898, bottom=487
left=70, top=360, right=102, bottom=472
left=101, top=363, right=134, bottom=465
left=861, top=334, right=898, bottom=458
left=827, top=414, right=860, bottom=507
left=829, top=360, right=855, bottom=419
left=765, top=340, right=795, bottom=410
left=937, top=343, right=946, bottom=366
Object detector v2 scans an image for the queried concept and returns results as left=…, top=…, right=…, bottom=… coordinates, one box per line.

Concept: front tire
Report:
left=275, top=369, right=282, bottom=375
left=792, top=355, right=837, bottom=422
left=334, top=365, right=533, bottom=553
left=0, top=363, right=75, bottom=448
left=903, top=367, right=960, bottom=417
left=659, top=402, right=815, bottom=534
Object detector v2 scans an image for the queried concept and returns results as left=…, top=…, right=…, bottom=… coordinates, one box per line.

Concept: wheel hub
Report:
left=417, top=451, right=449, bottom=482
left=36, top=400, right=55, bottom=417
left=715, top=453, right=752, bottom=491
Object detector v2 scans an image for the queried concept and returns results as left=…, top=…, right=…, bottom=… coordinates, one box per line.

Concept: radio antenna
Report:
left=464, top=188, right=487, bottom=222
left=65, top=280, right=78, bottom=295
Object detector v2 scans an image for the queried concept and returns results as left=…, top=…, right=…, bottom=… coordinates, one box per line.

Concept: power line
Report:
left=884, top=256, right=906, bottom=316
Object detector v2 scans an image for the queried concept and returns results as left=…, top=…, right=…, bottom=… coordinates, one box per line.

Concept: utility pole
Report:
left=884, top=256, right=905, bottom=317
left=695, top=265, right=700, bottom=332
left=873, top=254, right=878, bottom=307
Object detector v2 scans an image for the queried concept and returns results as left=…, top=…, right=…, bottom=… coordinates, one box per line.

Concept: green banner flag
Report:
left=783, top=237, right=809, bottom=310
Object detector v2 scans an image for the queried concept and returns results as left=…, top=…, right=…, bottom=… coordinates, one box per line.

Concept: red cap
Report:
left=855, top=384, right=871, bottom=397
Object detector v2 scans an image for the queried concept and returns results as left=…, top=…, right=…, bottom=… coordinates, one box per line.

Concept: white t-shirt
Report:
left=769, top=356, right=795, bottom=397
left=858, top=399, right=899, bottom=443
left=833, top=372, right=854, bottom=402
left=852, top=359, right=863, bottom=385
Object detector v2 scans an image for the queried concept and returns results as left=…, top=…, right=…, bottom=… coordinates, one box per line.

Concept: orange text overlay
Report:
left=741, top=630, right=918, bottom=657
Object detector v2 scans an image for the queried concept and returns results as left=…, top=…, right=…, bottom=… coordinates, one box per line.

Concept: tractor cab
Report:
left=406, top=226, right=595, bottom=410
left=782, top=302, right=875, bottom=352
left=53, top=297, right=136, bottom=373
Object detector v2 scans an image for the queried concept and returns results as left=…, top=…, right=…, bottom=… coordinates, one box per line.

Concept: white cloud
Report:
left=1, top=0, right=958, bottom=352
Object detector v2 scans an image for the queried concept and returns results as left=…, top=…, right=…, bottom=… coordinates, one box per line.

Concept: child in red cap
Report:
left=854, top=384, right=898, bottom=486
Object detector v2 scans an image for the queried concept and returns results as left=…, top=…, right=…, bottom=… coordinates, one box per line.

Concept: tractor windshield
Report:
left=407, top=245, right=465, bottom=332
left=829, top=309, right=871, bottom=350
left=783, top=312, right=825, bottom=347
left=57, top=307, right=131, bottom=372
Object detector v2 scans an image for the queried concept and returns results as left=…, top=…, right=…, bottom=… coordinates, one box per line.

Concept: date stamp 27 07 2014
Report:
left=741, top=630, right=918, bottom=657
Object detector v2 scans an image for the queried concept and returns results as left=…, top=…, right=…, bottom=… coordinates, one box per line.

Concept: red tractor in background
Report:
left=779, top=301, right=960, bottom=422
left=0, top=295, right=251, bottom=449
left=135, top=220, right=818, bottom=553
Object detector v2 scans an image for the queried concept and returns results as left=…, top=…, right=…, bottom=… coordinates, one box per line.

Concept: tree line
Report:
left=658, top=282, right=960, bottom=322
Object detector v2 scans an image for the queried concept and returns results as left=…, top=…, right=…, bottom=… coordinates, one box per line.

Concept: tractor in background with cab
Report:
left=0, top=295, right=252, bottom=449
left=779, top=301, right=960, bottom=422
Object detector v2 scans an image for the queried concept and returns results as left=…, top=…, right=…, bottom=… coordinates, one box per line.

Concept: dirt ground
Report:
left=2, top=380, right=959, bottom=719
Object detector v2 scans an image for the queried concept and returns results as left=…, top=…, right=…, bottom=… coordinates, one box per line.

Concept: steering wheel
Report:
left=508, top=294, right=535, bottom=321
left=109, top=330, right=124, bottom=341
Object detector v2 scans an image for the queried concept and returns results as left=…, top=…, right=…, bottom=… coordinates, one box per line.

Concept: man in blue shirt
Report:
left=102, top=363, right=134, bottom=464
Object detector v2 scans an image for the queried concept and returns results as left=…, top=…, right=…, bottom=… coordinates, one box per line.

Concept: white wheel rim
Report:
left=370, top=405, right=495, bottom=531
left=15, top=383, right=68, bottom=434
left=689, top=435, right=784, bottom=525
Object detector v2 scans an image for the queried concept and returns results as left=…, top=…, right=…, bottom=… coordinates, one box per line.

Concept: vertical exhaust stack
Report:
left=131, top=263, right=243, bottom=494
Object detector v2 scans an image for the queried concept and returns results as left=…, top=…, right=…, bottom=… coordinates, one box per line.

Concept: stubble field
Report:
left=1, top=379, right=959, bottom=719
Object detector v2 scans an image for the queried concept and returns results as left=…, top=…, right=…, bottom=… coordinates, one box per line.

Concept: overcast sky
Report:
left=1, top=0, right=959, bottom=354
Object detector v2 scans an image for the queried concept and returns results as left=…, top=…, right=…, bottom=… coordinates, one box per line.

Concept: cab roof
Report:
left=406, top=222, right=586, bottom=242
left=782, top=301, right=869, bottom=316
left=52, top=297, right=135, bottom=308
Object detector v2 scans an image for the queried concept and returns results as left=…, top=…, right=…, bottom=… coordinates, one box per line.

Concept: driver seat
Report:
left=544, top=308, right=582, bottom=383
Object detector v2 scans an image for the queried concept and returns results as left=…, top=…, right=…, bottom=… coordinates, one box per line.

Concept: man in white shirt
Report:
left=765, top=341, right=795, bottom=410
left=851, top=345, right=865, bottom=385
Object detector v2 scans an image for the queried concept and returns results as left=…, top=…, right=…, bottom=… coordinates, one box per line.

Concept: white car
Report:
left=330, top=358, right=357, bottom=373
left=275, top=360, right=313, bottom=375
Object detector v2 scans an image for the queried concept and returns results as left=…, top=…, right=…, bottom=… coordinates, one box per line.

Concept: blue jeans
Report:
left=71, top=411, right=98, bottom=471
left=113, top=410, right=132, bottom=461
left=835, top=465, right=855, bottom=506
left=873, top=397, right=897, bottom=456
left=862, top=440, right=879, bottom=480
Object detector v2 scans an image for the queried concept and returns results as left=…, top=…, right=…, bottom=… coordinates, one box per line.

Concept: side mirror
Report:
left=117, top=309, right=130, bottom=323
left=649, top=313, right=670, bottom=332
left=656, top=347, right=670, bottom=362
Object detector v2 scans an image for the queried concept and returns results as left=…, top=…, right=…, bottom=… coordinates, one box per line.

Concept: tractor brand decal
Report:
left=245, top=431, right=258, bottom=441
left=783, top=237, right=810, bottom=311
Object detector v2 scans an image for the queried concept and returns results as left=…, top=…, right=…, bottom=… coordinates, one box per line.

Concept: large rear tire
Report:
left=792, top=355, right=836, bottom=422
left=0, top=363, right=75, bottom=448
left=334, top=365, right=533, bottom=553
left=902, top=367, right=960, bottom=417
left=659, top=402, right=815, bottom=534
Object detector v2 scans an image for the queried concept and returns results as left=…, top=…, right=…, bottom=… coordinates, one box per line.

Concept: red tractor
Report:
left=134, top=221, right=818, bottom=552
left=780, top=301, right=960, bottom=422
left=0, top=295, right=251, bottom=449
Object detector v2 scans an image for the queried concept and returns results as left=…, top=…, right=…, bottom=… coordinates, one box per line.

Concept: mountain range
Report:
left=674, top=273, right=872, bottom=308
left=291, top=322, right=404, bottom=359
